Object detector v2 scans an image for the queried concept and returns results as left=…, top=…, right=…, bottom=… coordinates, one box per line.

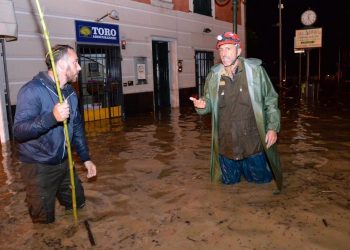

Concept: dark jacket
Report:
left=13, top=71, right=90, bottom=165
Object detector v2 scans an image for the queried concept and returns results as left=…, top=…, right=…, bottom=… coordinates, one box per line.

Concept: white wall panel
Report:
left=6, top=0, right=243, bottom=105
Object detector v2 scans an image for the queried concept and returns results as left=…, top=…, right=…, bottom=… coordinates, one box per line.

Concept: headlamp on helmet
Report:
left=216, top=32, right=240, bottom=49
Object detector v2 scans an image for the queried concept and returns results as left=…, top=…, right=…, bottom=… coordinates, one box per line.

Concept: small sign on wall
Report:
left=137, top=64, right=146, bottom=80
left=134, top=57, right=147, bottom=84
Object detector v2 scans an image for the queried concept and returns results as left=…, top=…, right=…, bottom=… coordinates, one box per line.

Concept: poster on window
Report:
left=137, top=64, right=146, bottom=80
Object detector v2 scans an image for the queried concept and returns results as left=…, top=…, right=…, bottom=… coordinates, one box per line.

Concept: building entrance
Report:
left=152, top=41, right=170, bottom=109
left=77, top=44, right=123, bottom=121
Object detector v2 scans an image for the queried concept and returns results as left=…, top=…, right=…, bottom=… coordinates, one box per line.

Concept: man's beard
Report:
left=66, top=66, right=78, bottom=82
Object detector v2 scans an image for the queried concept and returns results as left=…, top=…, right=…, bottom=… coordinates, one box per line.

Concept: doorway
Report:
left=152, top=41, right=170, bottom=109
left=77, top=44, right=123, bottom=121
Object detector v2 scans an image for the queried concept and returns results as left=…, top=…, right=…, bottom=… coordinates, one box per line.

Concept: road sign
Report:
left=294, top=48, right=305, bottom=54
left=295, top=28, right=322, bottom=49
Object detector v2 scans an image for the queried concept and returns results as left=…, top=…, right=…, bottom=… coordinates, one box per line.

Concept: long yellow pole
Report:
left=35, top=0, right=78, bottom=222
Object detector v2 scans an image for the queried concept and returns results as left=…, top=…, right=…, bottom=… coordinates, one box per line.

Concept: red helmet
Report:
left=216, top=32, right=240, bottom=49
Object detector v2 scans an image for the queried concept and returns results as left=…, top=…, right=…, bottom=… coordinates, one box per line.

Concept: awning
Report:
left=0, top=0, right=18, bottom=41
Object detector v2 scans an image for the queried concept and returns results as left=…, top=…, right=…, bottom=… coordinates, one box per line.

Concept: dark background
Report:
left=246, top=0, right=350, bottom=84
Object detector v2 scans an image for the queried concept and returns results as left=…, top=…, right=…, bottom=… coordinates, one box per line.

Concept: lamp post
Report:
left=233, top=0, right=238, bottom=33
left=278, top=0, right=283, bottom=88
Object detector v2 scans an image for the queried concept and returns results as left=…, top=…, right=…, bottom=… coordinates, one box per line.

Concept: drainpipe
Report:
left=0, top=0, right=18, bottom=143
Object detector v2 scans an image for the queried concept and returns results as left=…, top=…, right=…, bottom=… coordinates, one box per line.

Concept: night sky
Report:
left=246, top=0, right=350, bottom=81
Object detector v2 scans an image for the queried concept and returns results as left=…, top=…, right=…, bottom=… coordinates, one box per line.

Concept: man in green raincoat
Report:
left=190, top=32, right=282, bottom=191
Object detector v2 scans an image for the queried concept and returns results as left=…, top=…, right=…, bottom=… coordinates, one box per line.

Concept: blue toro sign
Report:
left=75, top=20, right=119, bottom=45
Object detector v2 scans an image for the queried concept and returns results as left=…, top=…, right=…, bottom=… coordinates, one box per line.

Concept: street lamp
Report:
left=232, top=0, right=238, bottom=33
left=278, top=0, right=283, bottom=88
left=95, top=10, right=119, bottom=22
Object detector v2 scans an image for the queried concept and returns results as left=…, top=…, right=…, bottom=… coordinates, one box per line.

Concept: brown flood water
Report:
left=0, top=84, right=350, bottom=249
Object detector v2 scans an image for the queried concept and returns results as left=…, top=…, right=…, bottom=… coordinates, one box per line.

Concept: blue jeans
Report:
left=219, top=152, right=273, bottom=185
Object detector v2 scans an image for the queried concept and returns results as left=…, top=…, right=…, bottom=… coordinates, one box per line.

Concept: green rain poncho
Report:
left=196, top=57, right=283, bottom=191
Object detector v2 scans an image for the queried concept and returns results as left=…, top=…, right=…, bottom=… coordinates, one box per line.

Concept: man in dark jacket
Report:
left=13, top=44, right=97, bottom=223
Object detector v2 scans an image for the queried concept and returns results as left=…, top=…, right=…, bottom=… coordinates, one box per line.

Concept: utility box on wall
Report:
left=134, top=57, right=147, bottom=85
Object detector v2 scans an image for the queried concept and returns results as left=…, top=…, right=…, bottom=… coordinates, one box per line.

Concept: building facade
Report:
left=4, top=0, right=246, bottom=123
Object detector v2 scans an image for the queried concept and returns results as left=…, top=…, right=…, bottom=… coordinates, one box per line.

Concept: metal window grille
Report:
left=195, top=51, right=214, bottom=97
left=77, top=45, right=123, bottom=122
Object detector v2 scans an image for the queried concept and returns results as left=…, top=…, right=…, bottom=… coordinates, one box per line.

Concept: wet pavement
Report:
left=0, top=83, right=350, bottom=249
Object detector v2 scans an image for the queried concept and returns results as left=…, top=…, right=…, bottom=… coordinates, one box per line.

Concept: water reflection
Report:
left=1, top=142, right=14, bottom=189
left=0, top=141, right=23, bottom=222
left=0, top=84, right=349, bottom=249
